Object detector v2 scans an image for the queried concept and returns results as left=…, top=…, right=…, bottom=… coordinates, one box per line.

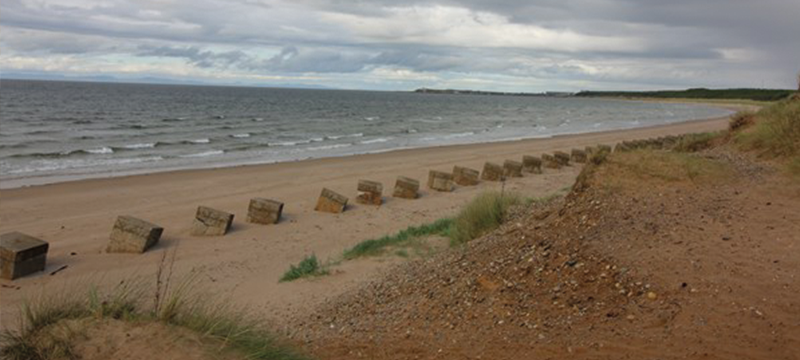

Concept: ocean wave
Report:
left=360, top=137, right=391, bottom=145
left=307, top=143, right=353, bottom=151
left=5, top=156, right=165, bottom=175
left=162, top=117, right=188, bottom=122
left=364, top=116, right=380, bottom=121
left=180, top=150, right=224, bottom=158
left=72, top=120, right=93, bottom=125
left=419, top=132, right=475, bottom=142
left=187, top=138, right=211, bottom=144
left=120, top=142, right=157, bottom=149
left=326, top=133, right=364, bottom=140
left=85, top=147, right=114, bottom=154
left=252, top=117, right=264, bottom=122
left=269, top=140, right=311, bottom=147
left=231, top=133, right=251, bottom=138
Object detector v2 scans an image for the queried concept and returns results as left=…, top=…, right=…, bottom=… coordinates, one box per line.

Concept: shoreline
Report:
left=0, top=108, right=733, bottom=190
left=0, top=111, right=732, bottom=329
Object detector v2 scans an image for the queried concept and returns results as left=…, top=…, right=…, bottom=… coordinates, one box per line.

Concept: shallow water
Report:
left=0, top=80, right=731, bottom=188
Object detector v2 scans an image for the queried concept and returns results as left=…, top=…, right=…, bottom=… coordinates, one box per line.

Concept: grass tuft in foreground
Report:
left=279, top=254, right=329, bottom=282
left=448, top=191, right=521, bottom=245
left=1, top=280, right=307, bottom=360
left=342, top=218, right=453, bottom=260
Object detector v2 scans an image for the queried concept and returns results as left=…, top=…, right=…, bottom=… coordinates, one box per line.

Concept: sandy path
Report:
left=0, top=115, right=729, bottom=328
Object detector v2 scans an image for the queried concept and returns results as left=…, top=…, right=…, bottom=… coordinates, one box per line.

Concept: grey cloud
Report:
left=1, top=0, right=798, bottom=90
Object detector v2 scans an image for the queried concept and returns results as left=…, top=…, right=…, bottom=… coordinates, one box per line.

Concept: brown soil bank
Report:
left=294, top=144, right=800, bottom=359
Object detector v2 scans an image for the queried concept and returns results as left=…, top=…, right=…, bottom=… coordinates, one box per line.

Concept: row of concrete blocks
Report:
left=613, top=135, right=681, bottom=152
left=0, top=198, right=285, bottom=280
left=1, top=145, right=614, bottom=280
left=316, top=145, right=610, bottom=213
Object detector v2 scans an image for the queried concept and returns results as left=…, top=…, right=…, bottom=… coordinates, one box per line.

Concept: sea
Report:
left=0, top=80, right=732, bottom=188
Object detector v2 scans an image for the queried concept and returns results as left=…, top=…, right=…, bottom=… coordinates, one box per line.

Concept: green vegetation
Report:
left=280, top=255, right=328, bottom=282
left=729, top=110, right=757, bottom=131
left=449, top=191, right=521, bottom=245
left=734, top=99, right=800, bottom=157
left=1, top=281, right=307, bottom=360
left=575, top=88, right=793, bottom=102
left=342, top=218, right=453, bottom=260
left=611, top=151, right=731, bottom=183
left=672, top=131, right=724, bottom=152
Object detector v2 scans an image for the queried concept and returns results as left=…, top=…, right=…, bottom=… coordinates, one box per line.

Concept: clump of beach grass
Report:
left=672, top=131, right=724, bottom=152
left=734, top=99, right=800, bottom=159
left=448, top=190, right=522, bottom=245
left=1, top=279, right=308, bottom=360
left=342, top=218, right=453, bottom=260
left=279, top=254, right=329, bottom=282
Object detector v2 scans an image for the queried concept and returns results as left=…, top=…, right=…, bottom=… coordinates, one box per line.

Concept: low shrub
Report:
left=279, top=255, right=328, bottom=282
left=448, top=191, right=521, bottom=245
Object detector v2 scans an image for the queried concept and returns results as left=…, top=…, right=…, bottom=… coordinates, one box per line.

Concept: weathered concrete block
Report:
left=542, top=153, right=561, bottom=169
left=357, top=180, right=383, bottom=205
left=481, top=162, right=504, bottom=181
left=452, top=166, right=480, bottom=186
left=1, top=232, right=48, bottom=280
left=571, top=149, right=588, bottom=163
left=503, top=160, right=523, bottom=178
left=315, top=188, right=348, bottom=213
left=393, top=176, right=419, bottom=199
left=428, top=170, right=454, bottom=192
left=191, top=206, right=234, bottom=236
left=247, top=198, right=283, bottom=225
left=554, top=151, right=570, bottom=166
left=107, top=216, right=163, bottom=254
left=522, top=155, right=542, bottom=174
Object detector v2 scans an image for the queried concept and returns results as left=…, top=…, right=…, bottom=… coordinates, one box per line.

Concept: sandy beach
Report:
left=0, top=114, right=730, bottom=328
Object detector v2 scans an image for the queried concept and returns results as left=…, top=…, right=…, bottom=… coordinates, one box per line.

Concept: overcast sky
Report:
left=1, top=0, right=798, bottom=91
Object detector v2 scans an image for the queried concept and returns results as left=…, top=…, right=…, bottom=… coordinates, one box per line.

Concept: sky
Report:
left=1, top=0, right=799, bottom=92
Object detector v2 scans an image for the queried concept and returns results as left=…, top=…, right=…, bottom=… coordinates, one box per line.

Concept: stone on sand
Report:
left=315, top=188, right=348, bottom=213
left=452, top=166, right=480, bottom=186
left=428, top=170, right=455, bottom=192
left=247, top=198, right=284, bottom=225
left=357, top=180, right=383, bottom=205
left=190, top=206, right=234, bottom=236
left=107, top=216, right=163, bottom=254
left=1, top=232, right=49, bottom=280
left=393, top=176, right=419, bottom=199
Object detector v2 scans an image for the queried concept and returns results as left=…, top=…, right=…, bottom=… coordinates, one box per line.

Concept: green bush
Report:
left=448, top=191, right=521, bottom=245
left=736, top=99, right=800, bottom=158
left=342, top=218, right=453, bottom=259
left=279, top=255, right=328, bottom=282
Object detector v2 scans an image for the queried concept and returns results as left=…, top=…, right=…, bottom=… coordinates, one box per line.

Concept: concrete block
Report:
left=191, top=206, right=234, bottom=236
left=428, top=170, right=454, bottom=192
left=1, top=232, right=48, bottom=280
left=481, top=162, right=504, bottom=181
left=542, top=153, right=561, bottom=169
left=554, top=151, right=570, bottom=166
left=357, top=180, right=383, bottom=205
left=247, top=198, right=284, bottom=225
left=393, top=176, right=419, bottom=199
left=571, top=149, right=588, bottom=163
left=452, top=166, right=480, bottom=186
left=503, top=160, right=523, bottom=178
left=523, top=155, right=542, bottom=174
left=315, top=188, right=348, bottom=213
left=107, top=216, right=163, bottom=253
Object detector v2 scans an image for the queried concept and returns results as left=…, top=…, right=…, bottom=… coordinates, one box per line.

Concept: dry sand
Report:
left=0, top=115, right=729, bottom=328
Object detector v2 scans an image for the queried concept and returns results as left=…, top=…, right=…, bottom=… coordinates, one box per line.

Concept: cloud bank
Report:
left=1, top=0, right=798, bottom=91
